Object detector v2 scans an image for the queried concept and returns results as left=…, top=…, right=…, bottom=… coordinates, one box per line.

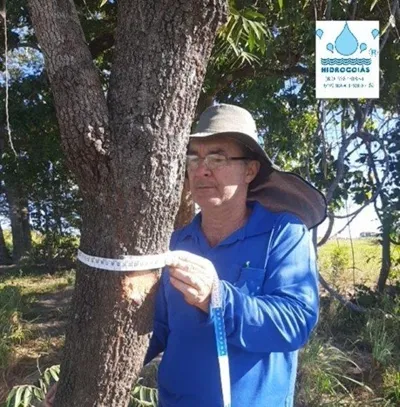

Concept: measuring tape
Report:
left=77, top=249, right=231, bottom=407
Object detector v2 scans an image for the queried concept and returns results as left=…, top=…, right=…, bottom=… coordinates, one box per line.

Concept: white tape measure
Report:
left=77, top=249, right=231, bottom=407
left=77, top=249, right=169, bottom=271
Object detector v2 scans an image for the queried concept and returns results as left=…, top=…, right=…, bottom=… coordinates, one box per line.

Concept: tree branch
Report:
left=334, top=133, right=390, bottom=219
left=317, top=213, right=334, bottom=246
left=319, top=274, right=367, bottom=313
left=108, top=0, right=227, bottom=147
left=325, top=119, right=354, bottom=203
left=88, top=32, right=114, bottom=59
left=380, top=0, right=400, bottom=53
left=224, top=64, right=310, bottom=86
left=27, top=0, right=110, bottom=193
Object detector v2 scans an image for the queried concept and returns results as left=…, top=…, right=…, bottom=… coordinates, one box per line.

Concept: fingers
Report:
left=169, top=265, right=205, bottom=289
left=167, top=251, right=214, bottom=312
left=166, top=250, right=209, bottom=268
left=170, top=276, right=200, bottom=304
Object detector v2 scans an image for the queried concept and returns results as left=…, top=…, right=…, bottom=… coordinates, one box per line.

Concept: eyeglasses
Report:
left=186, top=153, right=251, bottom=171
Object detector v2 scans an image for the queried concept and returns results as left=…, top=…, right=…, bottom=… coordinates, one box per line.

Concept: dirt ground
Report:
left=0, top=287, right=73, bottom=404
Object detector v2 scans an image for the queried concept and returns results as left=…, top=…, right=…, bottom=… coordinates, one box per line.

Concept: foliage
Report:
left=318, top=239, right=383, bottom=288
left=1, top=0, right=81, bottom=267
left=130, top=379, right=158, bottom=407
left=4, top=364, right=159, bottom=407
left=297, top=290, right=400, bottom=406
left=29, top=234, right=79, bottom=269
left=5, top=365, right=60, bottom=407
left=211, top=0, right=271, bottom=71
left=296, top=336, right=372, bottom=406
left=0, top=286, right=27, bottom=369
left=382, top=367, right=400, bottom=404
left=330, top=245, right=350, bottom=285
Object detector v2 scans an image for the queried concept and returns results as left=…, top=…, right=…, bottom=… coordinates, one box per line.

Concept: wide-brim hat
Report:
left=190, top=103, right=327, bottom=229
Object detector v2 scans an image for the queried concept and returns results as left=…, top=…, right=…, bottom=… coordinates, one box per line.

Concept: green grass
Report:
left=296, top=238, right=400, bottom=406
left=0, top=268, right=75, bottom=404
left=0, top=270, right=75, bottom=298
left=317, top=238, right=400, bottom=289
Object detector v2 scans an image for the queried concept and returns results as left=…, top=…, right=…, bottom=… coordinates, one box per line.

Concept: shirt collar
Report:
left=178, top=201, right=277, bottom=246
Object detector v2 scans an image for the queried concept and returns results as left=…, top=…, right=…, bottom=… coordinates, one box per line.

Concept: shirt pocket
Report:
left=233, top=266, right=266, bottom=296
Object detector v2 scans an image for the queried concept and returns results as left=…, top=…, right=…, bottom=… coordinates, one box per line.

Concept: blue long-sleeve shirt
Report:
left=145, top=201, right=319, bottom=407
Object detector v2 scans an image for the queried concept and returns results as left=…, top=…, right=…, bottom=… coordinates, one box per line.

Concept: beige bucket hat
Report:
left=190, top=103, right=327, bottom=229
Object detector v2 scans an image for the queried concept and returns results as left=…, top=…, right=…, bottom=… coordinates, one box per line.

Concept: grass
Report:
left=294, top=238, right=400, bottom=407
left=0, top=267, right=74, bottom=405
left=0, top=270, right=75, bottom=297
left=318, top=238, right=394, bottom=288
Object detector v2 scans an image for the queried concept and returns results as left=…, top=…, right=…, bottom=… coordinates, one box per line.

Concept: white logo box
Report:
left=315, top=21, right=380, bottom=99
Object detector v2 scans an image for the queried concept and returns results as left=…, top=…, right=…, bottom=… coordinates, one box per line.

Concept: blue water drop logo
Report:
left=371, top=29, right=379, bottom=39
left=334, top=22, right=359, bottom=56
left=316, top=29, right=324, bottom=39
left=326, top=43, right=334, bottom=53
left=360, top=43, right=367, bottom=53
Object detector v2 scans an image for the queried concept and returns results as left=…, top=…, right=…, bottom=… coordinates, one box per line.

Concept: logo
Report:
left=315, top=21, right=379, bottom=99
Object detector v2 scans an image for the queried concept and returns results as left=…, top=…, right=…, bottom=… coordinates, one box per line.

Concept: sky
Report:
left=317, top=202, right=380, bottom=239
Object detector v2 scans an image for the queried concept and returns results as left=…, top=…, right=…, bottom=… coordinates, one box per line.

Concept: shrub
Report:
left=5, top=364, right=158, bottom=407
left=30, top=233, right=79, bottom=269
left=296, top=335, right=372, bottom=406
left=330, top=245, right=349, bottom=284
left=0, top=286, right=27, bottom=369
left=382, top=367, right=400, bottom=404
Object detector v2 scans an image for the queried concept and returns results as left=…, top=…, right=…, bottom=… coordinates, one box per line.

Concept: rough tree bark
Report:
left=173, top=91, right=215, bottom=229
left=174, top=179, right=195, bottom=229
left=0, top=222, right=12, bottom=265
left=377, top=217, right=391, bottom=293
left=27, top=1, right=227, bottom=406
left=5, top=185, right=32, bottom=262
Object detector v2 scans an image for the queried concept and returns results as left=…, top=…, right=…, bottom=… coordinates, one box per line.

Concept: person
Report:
left=43, top=104, right=326, bottom=407
left=144, top=103, right=326, bottom=407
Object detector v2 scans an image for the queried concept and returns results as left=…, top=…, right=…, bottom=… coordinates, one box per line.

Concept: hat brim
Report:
left=189, top=131, right=327, bottom=229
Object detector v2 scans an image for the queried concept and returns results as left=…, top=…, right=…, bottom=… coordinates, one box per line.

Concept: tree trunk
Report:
left=377, top=217, right=391, bottom=293
left=27, top=1, right=227, bottom=406
left=0, top=222, right=12, bottom=265
left=174, top=179, right=195, bottom=229
left=173, top=91, right=217, bottom=229
left=5, top=185, right=32, bottom=262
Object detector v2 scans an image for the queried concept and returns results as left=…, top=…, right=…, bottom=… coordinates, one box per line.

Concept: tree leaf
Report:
left=22, top=386, right=33, bottom=407
left=14, top=386, right=24, bottom=407
left=278, top=0, right=283, bottom=10
left=370, top=0, right=379, bottom=11
left=5, top=387, right=17, bottom=407
left=99, top=0, right=108, bottom=7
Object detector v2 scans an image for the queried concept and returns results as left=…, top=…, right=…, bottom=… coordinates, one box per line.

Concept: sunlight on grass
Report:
left=318, top=238, right=383, bottom=288
left=0, top=270, right=75, bottom=298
